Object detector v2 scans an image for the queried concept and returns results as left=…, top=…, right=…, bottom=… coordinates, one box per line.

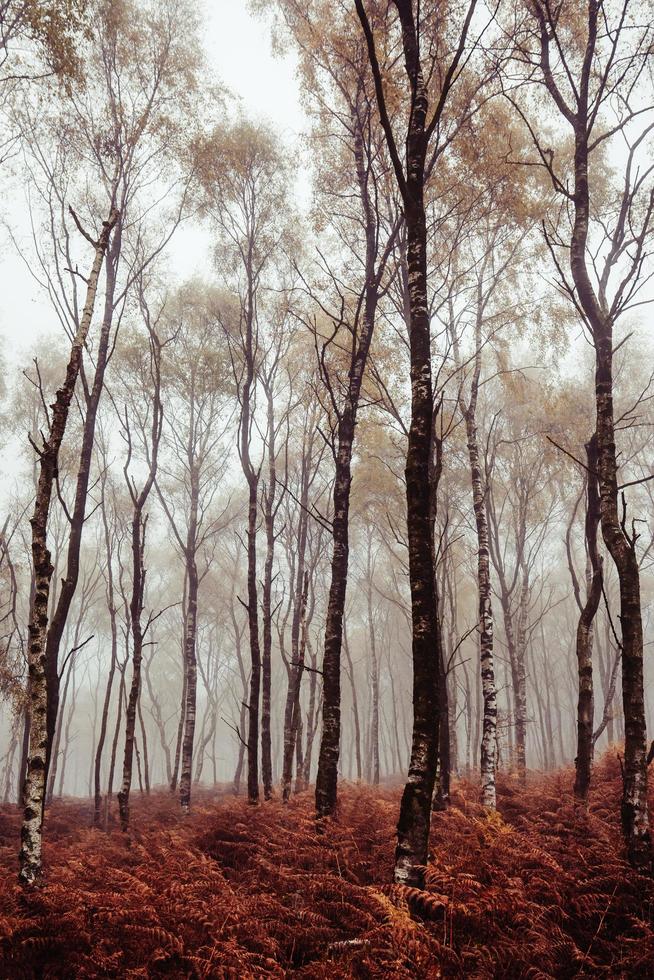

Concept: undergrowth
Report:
left=0, top=753, right=651, bottom=978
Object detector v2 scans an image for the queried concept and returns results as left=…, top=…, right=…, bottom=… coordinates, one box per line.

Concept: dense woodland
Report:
left=0, top=0, right=654, bottom=976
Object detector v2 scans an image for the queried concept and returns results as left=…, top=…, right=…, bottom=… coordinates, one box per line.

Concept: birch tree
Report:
left=355, top=0, right=489, bottom=888
left=18, top=207, right=117, bottom=886
left=201, top=122, right=290, bottom=805
left=512, top=0, right=654, bottom=867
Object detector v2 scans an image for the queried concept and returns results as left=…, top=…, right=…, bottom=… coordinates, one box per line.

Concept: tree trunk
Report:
left=514, top=572, right=529, bottom=781
left=117, top=332, right=162, bottom=826
left=343, top=623, right=362, bottom=781
left=45, top=222, right=122, bottom=772
left=595, top=326, right=649, bottom=864
left=47, top=645, right=74, bottom=802
left=19, top=208, right=118, bottom=886
left=574, top=436, right=603, bottom=801
left=143, top=654, right=172, bottom=786
left=105, top=667, right=125, bottom=827
left=534, top=0, right=650, bottom=868
left=94, top=468, right=119, bottom=826
left=57, top=660, right=77, bottom=797
left=117, top=511, right=148, bottom=831
left=245, top=476, right=261, bottom=805
left=315, top=423, right=353, bottom=816
left=354, top=0, right=448, bottom=887
left=138, top=699, right=150, bottom=795
left=432, top=642, right=450, bottom=811
left=3, top=718, right=19, bottom=803
left=365, top=540, right=380, bottom=786
left=569, top=99, right=649, bottom=865
left=17, top=708, right=29, bottom=806
left=314, top=83, right=383, bottom=818
left=282, top=572, right=309, bottom=802
left=261, top=383, right=278, bottom=800
left=464, top=359, right=497, bottom=807
left=394, top=170, right=440, bottom=884
left=179, top=554, right=198, bottom=813
left=171, top=625, right=187, bottom=794
left=302, top=639, right=320, bottom=788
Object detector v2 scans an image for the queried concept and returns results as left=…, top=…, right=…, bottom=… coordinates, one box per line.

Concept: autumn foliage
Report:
left=0, top=753, right=651, bottom=978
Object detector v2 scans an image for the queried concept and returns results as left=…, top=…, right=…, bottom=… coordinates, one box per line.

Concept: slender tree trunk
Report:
left=315, top=423, right=353, bottom=816
left=261, top=383, right=278, bottom=800
left=143, top=655, right=172, bottom=786
left=179, top=554, right=198, bottom=813
left=19, top=208, right=117, bottom=885
left=94, top=475, right=119, bottom=826
left=595, top=326, right=649, bottom=863
left=138, top=699, right=150, bottom=795
left=228, top=592, right=248, bottom=795
left=432, top=642, right=450, bottom=810
left=194, top=701, right=216, bottom=785
left=464, top=348, right=497, bottom=807
left=446, top=619, right=459, bottom=777
left=170, top=573, right=188, bottom=793
left=294, top=715, right=305, bottom=793
left=47, top=647, right=74, bottom=802
left=535, top=1, right=650, bottom=867
left=593, top=639, right=620, bottom=750
left=88, top=669, right=100, bottom=797
left=463, top=662, right=472, bottom=775
left=282, top=572, right=309, bottom=802
left=45, top=223, right=122, bottom=772
left=314, top=85, right=383, bottom=818
left=302, top=639, right=319, bottom=787
left=574, top=436, right=603, bottom=800
left=365, top=541, right=380, bottom=786
left=117, top=512, right=148, bottom=831
left=17, top=707, right=29, bottom=806
left=343, top=623, right=362, bottom=781
left=513, top=573, right=529, bottom=780
left=245, top=476, right=261, bottom=804
left=570, top=108, right=649, bottom=861
left=543, top=646, right=556, bottom=767
left=388, top=654, right=403, bottom=776
left=3, top=719, right=19, bottom=803
left=105, top=667, right=125, bottom=827
left=57, top=661, right=77, bottom=797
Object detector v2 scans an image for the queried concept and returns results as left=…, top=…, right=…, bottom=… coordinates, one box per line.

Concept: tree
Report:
left=156, top=284, right=230, bottom=813
left=201, top=121, right=290, bottom=805
left=513, top=0, right=654, bottom=867
left=355, top=0, right=484, bottom=888
left=566, top=435, right=603, bottom=801
left=18, top=206, right=117, bottom=886
left=0, top=1, right=88, bottom=83
left=279, top=394, right=324, bottom=801
left=272, top=0, right=401, bottom=818
left=116, top=286, right=166, bottom=832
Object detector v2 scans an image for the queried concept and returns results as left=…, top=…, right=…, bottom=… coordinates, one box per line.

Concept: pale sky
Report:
left=0, top=0, right=306, bottom=366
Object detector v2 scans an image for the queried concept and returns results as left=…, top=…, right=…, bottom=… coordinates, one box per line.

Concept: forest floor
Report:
left=0, top=753, right=652, bottom=978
